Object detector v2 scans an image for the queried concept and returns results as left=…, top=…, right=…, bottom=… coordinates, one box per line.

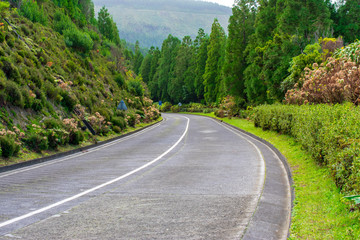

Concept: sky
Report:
left=199, top=0, right=235, bottom=8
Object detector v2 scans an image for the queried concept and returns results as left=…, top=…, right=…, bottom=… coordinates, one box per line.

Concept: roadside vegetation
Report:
left=0, top=1, right=160, bottom=164
left=178, top=111, right=360, bottom=239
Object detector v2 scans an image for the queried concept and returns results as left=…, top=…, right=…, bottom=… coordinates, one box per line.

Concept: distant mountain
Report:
left=93, top=0, right=232, bottom=48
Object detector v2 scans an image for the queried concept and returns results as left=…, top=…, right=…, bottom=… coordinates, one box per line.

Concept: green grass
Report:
left=188, top=112, right=360, bottom=239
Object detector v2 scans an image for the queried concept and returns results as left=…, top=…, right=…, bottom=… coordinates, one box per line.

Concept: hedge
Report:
left=253, top=103, right=360, bottom=194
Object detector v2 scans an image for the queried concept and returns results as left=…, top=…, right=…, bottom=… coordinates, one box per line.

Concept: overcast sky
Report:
left=198, top=0, right=235, bottom=8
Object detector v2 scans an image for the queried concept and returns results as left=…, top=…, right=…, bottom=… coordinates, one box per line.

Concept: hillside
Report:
left=93, top=0, right=231, bottom=47
left=0, top=1, right=160, bottom=162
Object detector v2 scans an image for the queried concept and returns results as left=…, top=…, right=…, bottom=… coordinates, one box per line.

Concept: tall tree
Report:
left=140, top=47, right=154, bottom=84
left=133, top=41, right=144, bottom=75
left=277, top=0, right=332, bottom=49
left=203, top=19, right=226, bottom=104
left=193, top=28, right=209, bottom=102
left=244, top=0, right=278, bottom=104
left=336, top=0, right=360, bottom=44
left=98, top=6, right=120, bottom=45
left=155, top=34, right=181, bottom=102
left=223, top=0, right=257, bottom=101
left=169, top=36, right=196, bottom=103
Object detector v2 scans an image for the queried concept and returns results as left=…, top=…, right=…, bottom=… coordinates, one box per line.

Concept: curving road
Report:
left=0, top=114, right=291, bottom=239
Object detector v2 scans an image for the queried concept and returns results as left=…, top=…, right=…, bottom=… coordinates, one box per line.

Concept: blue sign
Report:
left=117, top=100, right=127, bottom=110
left=159, top=101, right=162, bottom=106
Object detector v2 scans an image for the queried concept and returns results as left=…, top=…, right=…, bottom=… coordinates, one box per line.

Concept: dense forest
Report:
left=140, top=0, right=360, bottom=107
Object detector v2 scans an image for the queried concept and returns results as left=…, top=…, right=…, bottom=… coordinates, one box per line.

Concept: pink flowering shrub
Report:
left=87, top=112, right=110, bottom=135
left=0, top=128, right=21, bottom=157
left=286, top=58, right=360, bottom=105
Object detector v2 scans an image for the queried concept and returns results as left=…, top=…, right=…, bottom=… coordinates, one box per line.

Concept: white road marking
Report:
left=0, top=116, right=189, bottom=229
left=0, top=120, right=164, bottom=179
left=213, top=118, right=291, bottom=239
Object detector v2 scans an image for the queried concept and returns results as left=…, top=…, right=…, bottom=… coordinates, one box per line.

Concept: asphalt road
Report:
left=0, top=113, right=291, bottom=239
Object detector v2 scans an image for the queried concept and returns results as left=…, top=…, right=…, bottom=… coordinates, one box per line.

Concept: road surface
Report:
left=0, top=114, right=291, bottom=239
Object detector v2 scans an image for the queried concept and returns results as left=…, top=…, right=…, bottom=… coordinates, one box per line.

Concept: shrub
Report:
left=126, top=113, right=136, bottom=127
left=23, top=133, right=48, bottom=152
left=111, top=117, right=126, bottom=130
left=64, top=27, right=94, bottom=53
left=171, top=105, right=180, bottom=113
left=69, top=130, right=84, bottom=145
left=44, top=81, right=60, bottom=100
left=0, top=136, right=20, bottom=158
left=112, top=125, right=121, bottom=133
left=252, top=103, right=360, bottom=194
left=60, top=91, right=77, bottom=112
left=44, top=128, right=69, bottom=149
left=127, top=78, right=144, bottom=96
left=43, top=118, right=63, bottom=129
left=114, top=73, right=125, bottom=88
left=160, top=102, right=172, bottom=112
left=31, top=99, right=43, bottom=111
left=1, top=57, right=21, bottom=83
left=20, top=0, right=47, bottom=25
left=53, top=9, right=75, bottom=34
left=215, top=109, right=225, bottom=118
left=5, top=81, right=24, bottom=107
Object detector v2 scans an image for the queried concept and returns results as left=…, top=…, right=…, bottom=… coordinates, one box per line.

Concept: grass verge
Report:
left=187, top=112, right=360, bottom=239
left=0, top=118, right=162, bottom=167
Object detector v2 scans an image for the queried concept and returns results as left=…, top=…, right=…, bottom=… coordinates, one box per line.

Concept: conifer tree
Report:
left=170, top=36, right=196, bottom=103
left=156, top=34, right=181, bottom=102
left=244, top=0, right=278, bottom=104
left=223, top=0, right=256, bottom=101
left=133, top=41, right=144, bottom=75
left=336, top=0, right=360, bottom=44
left=193, top=28, right=209, bottom=102
left=203, top=19, right=226, bottom=105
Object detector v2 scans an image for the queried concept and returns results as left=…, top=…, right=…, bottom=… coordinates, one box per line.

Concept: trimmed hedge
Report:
left=253, top=103, right=360, bottom=194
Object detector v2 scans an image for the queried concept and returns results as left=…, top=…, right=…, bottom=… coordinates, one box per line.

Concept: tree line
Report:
left=138, top=0, right=360, bottom=106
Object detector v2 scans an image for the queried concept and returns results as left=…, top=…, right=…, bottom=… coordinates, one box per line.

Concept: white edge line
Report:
left=0, top=121, right=164, bottom=179
left=213, top=119, right=291, bottom=239
left=0, top=116, right=189, bottom=229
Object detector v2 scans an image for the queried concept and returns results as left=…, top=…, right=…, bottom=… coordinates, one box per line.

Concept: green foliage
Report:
left=69, top=130, right=84, bottom=145
left=0, top=2, right=10, bottom=18
left=160, top=102, right=172, bottom=112
left=253, top=103, right=360, bottom=194
left=223, top=0, right=256, bottom=100
left=1, top=57, right=21, bottom=83
left=282, top=43, right=322, bottom=91
left=335, top=0, right=360, bottom=44
left=0, top=136, right=19, bottom=158
left=111, top=116, right=126, bottom=130
left=23, top=132, right=48, bottom=152
left=170, top=105, right=180, bottom=113
left=5, top=81, right=24, bottom=107
left=31, top=99, right=43, bottom=112
left=98, top=6, right=120, bottom=45
left=203, top=19, right=226, bottom=104
left=43, top=118, right=63, bottom=129
left=60, top=90, right=77, bottom=111
left=114, top=73, right=125, bottom=89
left=126, top=113, right=136, bottom=127
left=20, top=0, right=48, bottom=25
left=333, top=40, right=360, bottom=64
left=64, top=27, right=94, bottom=53
left=127, top=77, right=144, bottom=97
left=53, top=9, right=75, bottom=34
